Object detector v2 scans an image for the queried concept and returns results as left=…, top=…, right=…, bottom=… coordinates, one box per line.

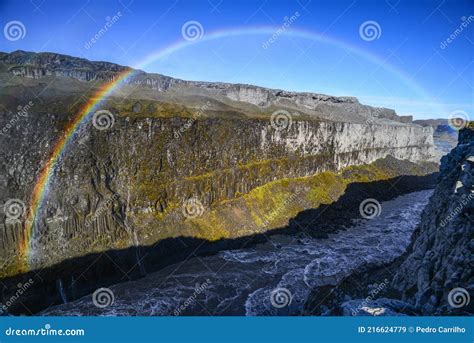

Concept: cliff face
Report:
left=302, top=127, right=472, bottom=316
left=392, top=126, right=473, bottom=314
left=0, top=115, right=435, bottom=276
left=0, top=51, right=436, bottom=279
left=1, top=50, right=418, bottom=125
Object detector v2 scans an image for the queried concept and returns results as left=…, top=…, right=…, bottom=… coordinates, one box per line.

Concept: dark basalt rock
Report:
left=304, top=126, right=473, bottom=316
left=392, top=125, right=473, bottom=315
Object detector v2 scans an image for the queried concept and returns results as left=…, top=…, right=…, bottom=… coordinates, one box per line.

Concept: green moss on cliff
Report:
left=124, top=155, right=438, bottom=248
left=179, top=157, right=437, bottom=241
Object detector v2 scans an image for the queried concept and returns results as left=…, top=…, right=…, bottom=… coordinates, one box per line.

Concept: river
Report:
left=42, top=190, right=433, bottom=316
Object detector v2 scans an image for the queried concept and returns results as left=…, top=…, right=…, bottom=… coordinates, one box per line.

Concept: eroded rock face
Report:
left=0, top=114, right=435, bottom=274
left=0, top=50, right=436, bottom=279
left=392, top=126, right=473, bottom=315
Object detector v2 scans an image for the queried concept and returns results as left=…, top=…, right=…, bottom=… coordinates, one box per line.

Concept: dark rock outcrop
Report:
left=304, top=126, right=472, bottom=316
left=392, top=125, right=473, bottom=315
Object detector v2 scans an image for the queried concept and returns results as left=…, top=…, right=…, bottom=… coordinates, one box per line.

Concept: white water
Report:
left=57, top=279, right=67, bottom=304
left=42, top=190, right=432, bottom=316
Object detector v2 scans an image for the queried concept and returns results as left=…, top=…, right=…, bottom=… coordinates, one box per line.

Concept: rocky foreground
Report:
left=305, top=125, right=473, bottom=316
left=393, top=126, right=473, bottom=315
left=0, top=51, right=442, bottom=314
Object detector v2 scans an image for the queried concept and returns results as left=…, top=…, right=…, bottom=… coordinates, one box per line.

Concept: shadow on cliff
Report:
left=1, top=172, right=438, bottom=315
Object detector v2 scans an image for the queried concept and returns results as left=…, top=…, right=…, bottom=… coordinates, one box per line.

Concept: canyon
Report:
left=305, top=125, right=473, bottom=316
left=1, top=50, right=469, bottom=316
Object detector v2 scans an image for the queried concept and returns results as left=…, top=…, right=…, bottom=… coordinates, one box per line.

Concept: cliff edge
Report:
left=392, top=125, right=473, bottom=315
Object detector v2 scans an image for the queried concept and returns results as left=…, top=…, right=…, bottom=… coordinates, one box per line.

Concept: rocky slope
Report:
left=304, top=126, right=473, bottom=316
left=0, top=50, right=437, bottom=296
left=392, top=125, right=473, bottom=315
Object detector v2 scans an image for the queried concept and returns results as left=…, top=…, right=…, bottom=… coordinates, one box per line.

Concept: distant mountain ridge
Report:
left=0, top=50, right=415, bottom=125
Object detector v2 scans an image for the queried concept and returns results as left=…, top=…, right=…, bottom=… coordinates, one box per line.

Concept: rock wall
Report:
left=0, top=112, right=435, bottom=277
left=392, top=126, right=473, bottom=315
left=0, top=50, right=437, bottom=280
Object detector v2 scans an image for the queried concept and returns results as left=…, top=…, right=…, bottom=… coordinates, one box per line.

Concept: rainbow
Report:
left=22, top=68, right=138, bottom=260
left=21, top=26, right=443, bottom=264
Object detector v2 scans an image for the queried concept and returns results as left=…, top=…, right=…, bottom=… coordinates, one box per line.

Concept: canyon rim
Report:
left=0, top=51, right=471, bottom=317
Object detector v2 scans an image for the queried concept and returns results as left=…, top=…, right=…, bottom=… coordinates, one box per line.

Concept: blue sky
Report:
left=0, top=0, right=472, bottom=119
